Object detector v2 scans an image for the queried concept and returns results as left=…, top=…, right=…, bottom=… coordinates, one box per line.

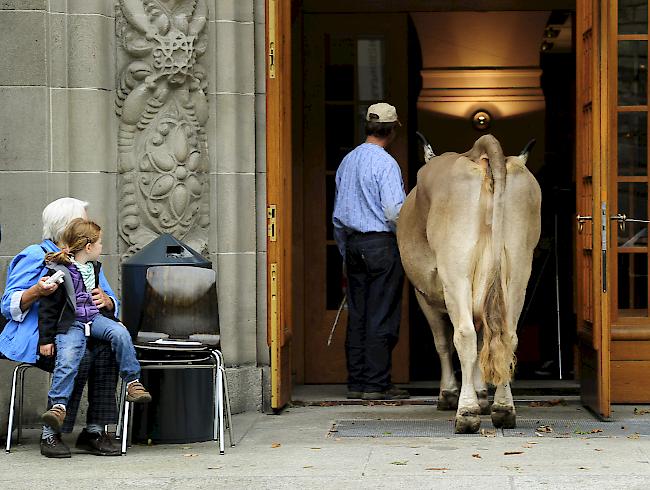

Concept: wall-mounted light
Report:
left=541, top=40, right=554, bottom=52
left=472, top=110, right=491, bottom=131
left=544, top=26, right=561, bottom=38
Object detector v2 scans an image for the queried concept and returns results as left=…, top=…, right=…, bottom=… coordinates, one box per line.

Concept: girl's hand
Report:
left=39, top=344, right=54, bottom=357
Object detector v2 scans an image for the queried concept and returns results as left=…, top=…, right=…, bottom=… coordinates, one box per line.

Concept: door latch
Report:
left=610, top=213, right=627, bottom=231
left=267, top=205, right=277, bottom=242
left=576, top=214, right=592, bottom=233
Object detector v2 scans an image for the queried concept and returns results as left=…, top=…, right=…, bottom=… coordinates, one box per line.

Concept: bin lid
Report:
left=123, top=234, right=210, bottom=267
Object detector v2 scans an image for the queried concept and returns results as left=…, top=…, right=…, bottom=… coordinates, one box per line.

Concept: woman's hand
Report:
left=39, top=343, right=54, bottom=357
left=36, top=276, right=60, bottom=297
left=91, top=287, right=114, bottom=310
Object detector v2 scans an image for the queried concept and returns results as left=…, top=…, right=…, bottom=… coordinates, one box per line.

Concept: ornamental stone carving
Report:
left=115, top=0, right=210, bottom=256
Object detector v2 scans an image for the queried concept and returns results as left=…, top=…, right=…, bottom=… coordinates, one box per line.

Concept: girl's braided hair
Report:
left=45, top=218, right=101, bottom=265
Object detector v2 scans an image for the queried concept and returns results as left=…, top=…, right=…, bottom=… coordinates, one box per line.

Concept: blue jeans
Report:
left=49, top=317, right=141, bottom=407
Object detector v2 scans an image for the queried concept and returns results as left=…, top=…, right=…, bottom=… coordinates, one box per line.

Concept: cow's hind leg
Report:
left=415, top=291, right=459, bottom=410
left=473, top=333, right=491, bottom=415
left=491, top=383, right=516, bottom=429
left=444, top=283, right=481, bottom=434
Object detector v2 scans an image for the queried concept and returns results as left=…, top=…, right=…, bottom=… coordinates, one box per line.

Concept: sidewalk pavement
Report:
left=2, top=400, right=650, bottom=489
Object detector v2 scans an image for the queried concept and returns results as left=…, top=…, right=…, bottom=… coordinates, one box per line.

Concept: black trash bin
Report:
left=121, top=234, right=215, bottom=444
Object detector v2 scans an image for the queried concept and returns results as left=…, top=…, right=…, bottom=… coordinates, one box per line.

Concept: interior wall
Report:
left=411, top=11, right=549, bottom=173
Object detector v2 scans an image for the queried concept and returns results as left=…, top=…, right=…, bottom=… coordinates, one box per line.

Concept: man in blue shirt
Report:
left=332, top=102, right=409, bottom=401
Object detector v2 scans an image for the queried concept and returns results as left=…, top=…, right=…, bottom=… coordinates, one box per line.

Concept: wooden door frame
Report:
left=266, top=0, right=294, bottom=409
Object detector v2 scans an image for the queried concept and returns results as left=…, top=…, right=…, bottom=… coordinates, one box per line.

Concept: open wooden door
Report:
left=301, top=13, right=410, bottom=383
left=575, top=0, right=612, bottom=418
left=267, top=0, right=293, bottom=409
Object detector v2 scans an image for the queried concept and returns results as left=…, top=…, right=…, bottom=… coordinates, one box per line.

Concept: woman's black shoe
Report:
left=40, top=434, right=71, bottom=458
left=75, top=429, right=120, bottom=456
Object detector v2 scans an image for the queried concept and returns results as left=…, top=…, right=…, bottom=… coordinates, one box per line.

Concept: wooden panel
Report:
left=612, top=325, right=650, bottom=340
left=611, top=340, right=650, bottom=360
left=611, top=361, right=650, bottom=402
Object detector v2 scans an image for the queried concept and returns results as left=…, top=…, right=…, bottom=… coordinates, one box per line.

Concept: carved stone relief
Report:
left=115, top=0, right=210, bottom=256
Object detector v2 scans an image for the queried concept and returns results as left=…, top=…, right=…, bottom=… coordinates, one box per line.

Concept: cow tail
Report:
left=470, top=135, right=515, bottom=386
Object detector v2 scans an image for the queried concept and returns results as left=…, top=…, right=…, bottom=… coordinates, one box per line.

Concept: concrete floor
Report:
left=2, top=400, right=650, bottom=489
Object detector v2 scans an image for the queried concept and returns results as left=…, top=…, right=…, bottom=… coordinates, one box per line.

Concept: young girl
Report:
left=39, top=218, right=151, bottom=432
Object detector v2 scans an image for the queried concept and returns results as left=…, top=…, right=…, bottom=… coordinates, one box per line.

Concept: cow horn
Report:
left=416, top=131, right=436, bottom=161
left=519, top=138, right=536, bottom=157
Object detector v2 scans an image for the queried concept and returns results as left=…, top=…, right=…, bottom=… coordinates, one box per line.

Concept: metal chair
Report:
left=116, top=266, right=234, bottom=455
left=4, top=362, right=42, bottom=453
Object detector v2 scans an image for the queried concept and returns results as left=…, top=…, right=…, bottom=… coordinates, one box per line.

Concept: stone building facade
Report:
left=0, top=0, right=269, bottom=433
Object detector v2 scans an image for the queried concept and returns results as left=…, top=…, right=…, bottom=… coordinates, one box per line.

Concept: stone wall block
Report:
left=50, top=0, right=115, bottom=16
left=254, top=20, right=266, bottom=94
left=99, top=253, right=121, bottom=302
left=215, top=93, right=255, bottom=173
left=256, top=251, right=269, bottom=365
left=208, top=174, right=218, bottom=255
left=254, top=0, right=265, bottom=24
left=224, top=365, right=262, bottom=414
left=215, top=0, right=254, bottom=22
left=0, top=172, right=48, bottom=256
left=217, top=252, right=257, bottom=366
left=51, top=89, right=118, bottom=172
left=50, top=13, right=115, bottom=89
left=68, top=172, right=119, bottom=255
left=217, top=173, right=256, bottom=253
left=0, top=87, right=49, bottom=172
left=255, top=173, right=266, bottom=253
left=0, top=0, right=46, bottom=9
left=215, top=21, right=254, bottom=94
left=0, top=11, right=46, bottom=85
left=207, top=94, right=218, bottom=174
left=255, top=94, right=266, bottom=172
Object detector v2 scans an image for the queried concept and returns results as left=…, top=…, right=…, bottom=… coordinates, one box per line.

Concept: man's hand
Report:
left=91, top=287, right=114, bottom=311
left=39, top=343, right=54, bottom=357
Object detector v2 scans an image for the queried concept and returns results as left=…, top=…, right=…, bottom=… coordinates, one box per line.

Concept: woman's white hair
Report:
left=42, top=197, right=89, bottom=243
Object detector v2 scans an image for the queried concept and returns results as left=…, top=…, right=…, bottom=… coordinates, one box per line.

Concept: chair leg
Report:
left=212, top=364, right=218, bottom=442
left=5, top=364, right=21, bottom=453
left=116, top=380, right=127, bottom=439
left=17, top=365, right=27, bottom=444
left=216, top=361, right=225, bottom=455
left=220, top=365, right=235, bottom=447
left=121, top=400, right=130, bottom=455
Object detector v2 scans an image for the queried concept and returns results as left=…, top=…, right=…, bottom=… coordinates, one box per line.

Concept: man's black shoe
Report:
left=362, top=385, right=410, bottom=400
left=40, top=434, right=71, bottom=458
left=75, top=429, right=121, bottom=456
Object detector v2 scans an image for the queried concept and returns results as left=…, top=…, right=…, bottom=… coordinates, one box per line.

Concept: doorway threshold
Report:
left=292, top=381, right=580, bottom=406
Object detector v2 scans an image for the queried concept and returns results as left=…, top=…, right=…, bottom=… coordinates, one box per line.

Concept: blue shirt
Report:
left=0, top=240, right=119, bottom=363
left=332, top=142, right=406, bottom=257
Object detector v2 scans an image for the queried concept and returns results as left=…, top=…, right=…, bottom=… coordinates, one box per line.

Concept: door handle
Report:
left=610, top=213, right=626, bottom=231
left=576, top=214, right=592, bottom=233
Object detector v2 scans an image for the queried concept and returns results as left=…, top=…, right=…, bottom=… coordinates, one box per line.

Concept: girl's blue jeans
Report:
left=48, top=316, right=140, bottom=407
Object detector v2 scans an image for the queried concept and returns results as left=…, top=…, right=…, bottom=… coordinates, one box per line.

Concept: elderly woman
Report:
left=0, top=198, right=120, bottom=458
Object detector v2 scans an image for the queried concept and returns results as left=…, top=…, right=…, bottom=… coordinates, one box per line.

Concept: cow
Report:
left=397, top=134, right=541, bottom=433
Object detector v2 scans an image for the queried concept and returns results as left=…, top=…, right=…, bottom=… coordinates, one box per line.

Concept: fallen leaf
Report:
left=181, top=446, right=191, bottom=450
left=526, top=441, right=538, bottom=445
left=472, top=453, right=482, bottom=459
left=574, top=428, right=603, bottom=435
left=310, top=447, right=321, bottom=450
left=504, top=451, right=524, bottom=455
left=578, top=466, right=589, bottom=470
left=536, top=425, right=553, bottom=433
left=522, top=444, right=534, bottom=449
left=382, top=432, right=393, bottom=435
left=207, top=466, right=222, bottom=470
left=303, top=465, right=314, bottom=469
left=183, top=453, right=198, bottom=457
left=594, top=449, right=603, bottom=452
left=426, top=468, right=450, bottom=471
left=390, top=461, right=408, bottom=465
left=634, top=407, right=650, bottom=415
left=628, top=433, right=640, bottom=440
left=480, top=428, right=497, bottom=437
left=271, top=442, right=281, bottom=448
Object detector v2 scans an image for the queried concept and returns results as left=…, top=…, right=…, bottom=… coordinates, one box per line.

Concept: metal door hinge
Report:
left=267, top=205, right=277, bottom=242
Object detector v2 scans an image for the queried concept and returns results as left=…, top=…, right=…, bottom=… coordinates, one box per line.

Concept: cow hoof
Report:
left=477, top=390, right=491, bottom=415
left=491, top=404, right=516, bottom=429
left=437, top=390, right=459, bottom=411
left=454, top=413, right=481, bottom=434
